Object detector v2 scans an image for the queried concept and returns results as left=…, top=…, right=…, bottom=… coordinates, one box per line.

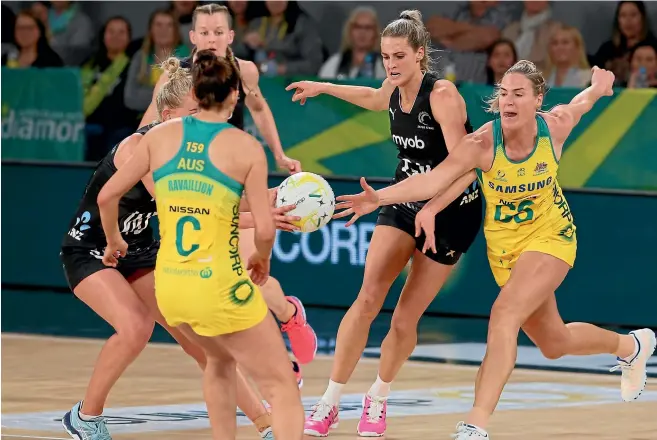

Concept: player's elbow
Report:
left=255, top=226, right=275, bottom=251
left=97, top=188, right=114, bottom=208
left=256, top=218, right=276, bottom=243
left=371, top=89, right=388, bottom=111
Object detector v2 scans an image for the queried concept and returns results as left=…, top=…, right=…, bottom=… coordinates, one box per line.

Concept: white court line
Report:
left=0, top=435, right=69, bottom=439
left=1, top=332, right=620, bottom=382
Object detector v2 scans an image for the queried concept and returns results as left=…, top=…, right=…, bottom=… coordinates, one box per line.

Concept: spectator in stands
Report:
left=243, top=0, right=324, bottom=76
left=318, top=6, right=384, bottom=80
left=124, top=9, right=190, bottom=113
left=426, top=1, right=514, bottom=83
left=626, top=43, right=657, bottom=88
left=502, top=0, right=560, bottom=72
left=223, top=0, right=268, bottom=60
left=82, top=16, right=139, bottom=162
left=593, top=1, right=657, bottom=85
left=544, top=24, right=591, bottom=88
left=2, top=10, right=63, bottom=68
left=169, top=0, right=199, bottom=50
left=31, top=1, right=93, bottom=65
left=485, top=39, right=517, bottom=85
left=1, top=4, right=16, bottom=58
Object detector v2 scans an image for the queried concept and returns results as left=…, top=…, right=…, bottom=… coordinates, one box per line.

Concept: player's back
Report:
left=151, top=115, right=266, bottom=335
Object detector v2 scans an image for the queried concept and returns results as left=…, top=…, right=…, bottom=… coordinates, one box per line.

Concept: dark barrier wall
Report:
left=2, top=163, right=656, bottom=328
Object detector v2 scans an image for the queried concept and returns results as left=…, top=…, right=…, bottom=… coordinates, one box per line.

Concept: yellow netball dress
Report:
left=152, top=116, right=268, bottom=336
left=478, top=114, right=577, bottom=287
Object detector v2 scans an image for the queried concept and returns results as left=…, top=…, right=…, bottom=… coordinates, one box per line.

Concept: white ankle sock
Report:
left=368, top=375, right=391, bottom=398
left=78, top=410, right=100, bottom=421
left=321, top=380, right=344, bottom=406
left=622, top=334, right=640, bottom=362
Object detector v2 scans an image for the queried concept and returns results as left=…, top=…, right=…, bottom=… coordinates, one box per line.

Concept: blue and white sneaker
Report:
left=610, top=328, right=657, bottom=402
left=260, top=426, right=275, bottom=439
left=62, top=401, right=111, bottom=440
left=452, top=421, right=489, bottom=439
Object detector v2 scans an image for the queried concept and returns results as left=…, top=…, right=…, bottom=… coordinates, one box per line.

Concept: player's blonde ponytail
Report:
left=382, top=10, right=436, bottom=73
left=156, top=56, right=193, bottom=120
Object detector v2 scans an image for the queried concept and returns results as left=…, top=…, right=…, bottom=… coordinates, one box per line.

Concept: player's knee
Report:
left=258, top=364, right=297, bottom=402
left=260, top=276, right=281, bottom=295
left=179, top=338, right=207, bottom=367
left=119, top=314, right=154, bottom=352
left=489, top=296, right=524, bottom=328
left=389, top=313, right=419, bottom=339
left=536, top=329, right=571, bottom=360
left=354, top=285, right=386, bottom=320
left=206, top=353, right=236, bottom=378
left=539, top=344, right=566, bottom=360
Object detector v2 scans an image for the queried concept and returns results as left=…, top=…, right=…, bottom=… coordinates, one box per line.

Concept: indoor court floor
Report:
left=3, top=331, right=657, bottom=440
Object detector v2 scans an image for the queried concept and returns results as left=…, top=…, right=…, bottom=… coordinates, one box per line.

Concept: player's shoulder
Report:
left=430, top=79, right=461, bottom=100
left=147, top=118, right=181, bottom=134
left=115, top=131, right=144, bottom=156
left=236, top=58, right=258, bottom=82
left=538, top=108, right=566, bottom=126
left=429, top=80, right=466, bottom=119
left=218, top=125, right=260, bottom=148
left=216, top=127, right=266, bottom=165
left=142, top=119, right=183, bottom=146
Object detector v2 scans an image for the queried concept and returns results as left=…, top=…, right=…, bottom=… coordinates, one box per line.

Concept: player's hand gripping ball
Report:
left=275, top=172, right=335, bottom=233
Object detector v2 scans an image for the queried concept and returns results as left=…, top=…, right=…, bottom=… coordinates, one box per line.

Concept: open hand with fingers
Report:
left=333, top=177, right=380, bottom=227
left=269, top=187, right=301, bottom=232
left=273, top=204, right=301, bottom=232
left=414, top=207, right=437, bottom=254
left=247, top=251, right=270, bottom=285
left=285, top=80, right=324, bottom=105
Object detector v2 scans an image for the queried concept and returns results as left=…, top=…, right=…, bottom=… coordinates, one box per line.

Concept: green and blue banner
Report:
left=1, top=68, right=655, bottom=190
left=247, top=79, right=657, bottom=191
left=1, top=67, right=86, bottom=161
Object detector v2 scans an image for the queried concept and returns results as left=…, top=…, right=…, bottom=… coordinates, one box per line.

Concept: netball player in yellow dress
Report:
left=97, top=50, right=303, bottom=440
left=334, top=62, right=655, bottom=439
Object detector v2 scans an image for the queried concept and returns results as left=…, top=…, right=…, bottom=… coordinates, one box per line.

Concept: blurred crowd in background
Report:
left=2, top=1, right=656, bottom=161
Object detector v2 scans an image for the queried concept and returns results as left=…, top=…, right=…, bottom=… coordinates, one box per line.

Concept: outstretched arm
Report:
left=547, top=66, right=615, bottom=151
left=286, top=78, right=395, bottom=111
left=334, top=130, right=488, bottom=227
left=422, top=170, right=478, bottom=214
left=378, top=129, right=488, bottom=206
left=240, top=60, right=300, bottom=173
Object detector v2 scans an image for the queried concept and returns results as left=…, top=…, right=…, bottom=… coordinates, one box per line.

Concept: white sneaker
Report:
left=609, top=328, right=656, bottom=402
left=451, top=422, right=489, bottom=439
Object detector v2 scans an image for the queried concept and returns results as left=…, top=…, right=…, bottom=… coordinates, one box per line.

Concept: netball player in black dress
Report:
left=287, top=10, right=483, bottom=437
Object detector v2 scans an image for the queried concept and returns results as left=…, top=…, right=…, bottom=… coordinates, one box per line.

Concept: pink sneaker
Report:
left=357, top=395, right=387, bottom=437
left=304, top=401, right=339, bottom=437
left=281, top=296, right=317, bottom=364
